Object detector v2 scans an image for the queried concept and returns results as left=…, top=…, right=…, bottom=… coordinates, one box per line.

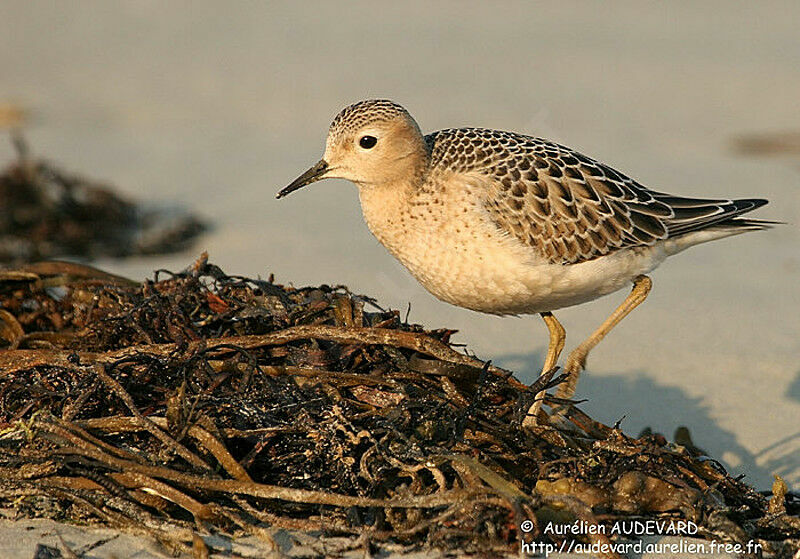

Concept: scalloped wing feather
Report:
left=425, top=128, right=767, bottom=265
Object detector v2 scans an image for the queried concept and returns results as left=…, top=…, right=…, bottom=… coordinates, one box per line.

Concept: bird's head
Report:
left=277, top=99, right=427, bottom=199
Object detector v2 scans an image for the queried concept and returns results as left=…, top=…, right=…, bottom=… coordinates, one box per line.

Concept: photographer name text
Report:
left=544, top=519, right=698, bottom=536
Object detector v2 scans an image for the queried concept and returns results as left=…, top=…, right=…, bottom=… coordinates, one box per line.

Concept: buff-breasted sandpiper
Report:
left=277, top=99, right=772, bottom=426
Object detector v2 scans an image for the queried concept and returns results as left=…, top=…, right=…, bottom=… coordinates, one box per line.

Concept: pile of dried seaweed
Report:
left=0, top=135, right=206, bottom=263
left=0, top=256, right=797, bottom=557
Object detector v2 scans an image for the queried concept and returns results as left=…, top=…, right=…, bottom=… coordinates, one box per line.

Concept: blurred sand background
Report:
left=1, top=1, right=798, bottom=492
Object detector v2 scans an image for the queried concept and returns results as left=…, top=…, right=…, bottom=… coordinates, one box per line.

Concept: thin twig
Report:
left=91, top=364, right=212, bottom=472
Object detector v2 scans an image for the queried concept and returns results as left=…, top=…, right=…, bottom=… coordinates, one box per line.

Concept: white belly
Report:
left=358, top=184, right=667, bottom=315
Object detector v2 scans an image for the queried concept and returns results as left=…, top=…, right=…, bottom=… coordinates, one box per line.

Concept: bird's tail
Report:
left=660, top=198, right=779, bottom=255
left=705, top=216, right=781, bottom=233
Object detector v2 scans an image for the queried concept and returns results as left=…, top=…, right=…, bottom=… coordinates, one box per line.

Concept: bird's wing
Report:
left=426, top=128, right=767, bottom=265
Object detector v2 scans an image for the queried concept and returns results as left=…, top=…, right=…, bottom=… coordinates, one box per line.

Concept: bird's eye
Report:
left=359, top=135, right=377, bottom=149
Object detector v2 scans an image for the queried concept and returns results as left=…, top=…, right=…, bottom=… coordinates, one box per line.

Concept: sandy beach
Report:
left=3, top=0, right=798, bottom=491
left=1, top=3, right=798, bottom=555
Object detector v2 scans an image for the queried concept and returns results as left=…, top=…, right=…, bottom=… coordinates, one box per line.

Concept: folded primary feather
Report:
left=424, top=128, right=768, bottom=265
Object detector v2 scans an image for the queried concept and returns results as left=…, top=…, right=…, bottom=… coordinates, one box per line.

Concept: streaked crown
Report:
left=328, top=99, right=410, bottom=143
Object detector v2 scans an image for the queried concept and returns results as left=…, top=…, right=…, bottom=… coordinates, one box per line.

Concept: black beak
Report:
left=276, top=159, right=329, bottom=199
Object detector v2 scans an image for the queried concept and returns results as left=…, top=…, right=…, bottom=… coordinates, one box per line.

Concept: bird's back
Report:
left=423, top=128, right=770, bottom=266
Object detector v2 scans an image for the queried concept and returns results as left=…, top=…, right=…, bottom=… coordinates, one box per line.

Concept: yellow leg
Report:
left=555, top=275, right=653, bottom=402
left=522, top=311, right=566, bottom=428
